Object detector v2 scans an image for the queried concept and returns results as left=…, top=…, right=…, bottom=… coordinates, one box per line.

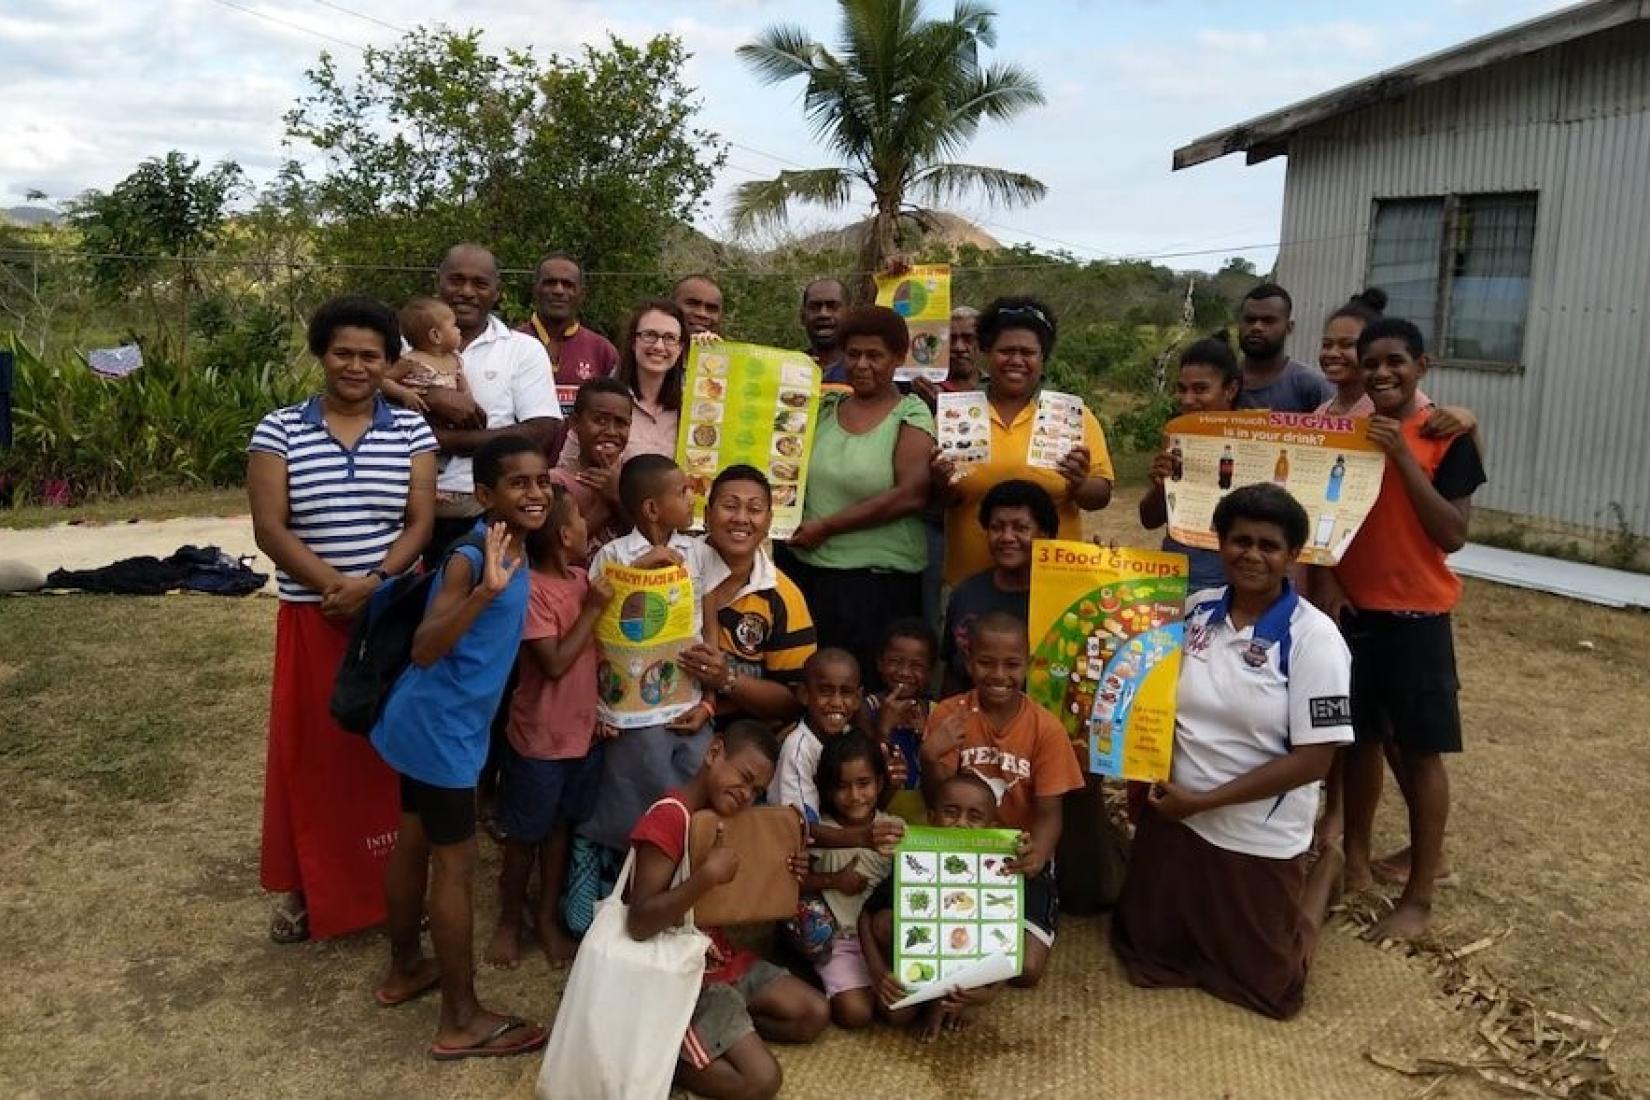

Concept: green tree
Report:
left=66, top=151, right=244, bottom=361
left=285, top=28, right=724, bottom=326
left=732, top=0, right=1046, bottom=300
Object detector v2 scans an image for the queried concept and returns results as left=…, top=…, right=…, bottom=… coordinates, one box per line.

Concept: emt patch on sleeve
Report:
left=1309, top=696, right=1352, bottom=727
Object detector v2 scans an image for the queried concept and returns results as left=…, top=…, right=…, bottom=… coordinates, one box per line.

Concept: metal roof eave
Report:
left=1171, top=0, right=1650, bottom=171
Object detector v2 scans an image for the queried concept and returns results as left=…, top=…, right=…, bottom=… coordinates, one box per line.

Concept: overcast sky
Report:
left=4, top=0, right=1574, bottom=270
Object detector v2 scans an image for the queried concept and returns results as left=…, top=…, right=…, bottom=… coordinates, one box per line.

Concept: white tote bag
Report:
left=536, top=799, right=708, bottom=1100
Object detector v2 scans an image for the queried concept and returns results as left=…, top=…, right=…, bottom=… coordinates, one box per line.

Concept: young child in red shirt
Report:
left=484, top=484, right=612, bottom=968
left=626, top=721, right=829, bottom=1100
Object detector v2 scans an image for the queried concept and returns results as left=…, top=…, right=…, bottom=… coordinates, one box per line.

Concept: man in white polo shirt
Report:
left=421, top=243, right=563, bottom=561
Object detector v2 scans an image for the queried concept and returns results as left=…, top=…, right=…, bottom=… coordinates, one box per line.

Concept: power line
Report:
left=207, top=0, right=365, bottom=51
left=0, top=226, right=1359, bottom=274
left=306, top=0, right=408, bottom=34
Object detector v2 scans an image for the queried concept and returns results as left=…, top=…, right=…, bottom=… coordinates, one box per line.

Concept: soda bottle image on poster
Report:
left=1027, top=541, right=1188, bottom=783
left=875, top=264, right=951, bottom=383
left=1162, top=411, right=1387, bottom=566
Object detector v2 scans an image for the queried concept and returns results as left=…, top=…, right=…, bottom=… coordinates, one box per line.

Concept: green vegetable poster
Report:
left=890, top=826, right=1022, bottom=1006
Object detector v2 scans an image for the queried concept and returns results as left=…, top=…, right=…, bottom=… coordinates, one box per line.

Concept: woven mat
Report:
left=764, top=915, right=1493, bottom=1100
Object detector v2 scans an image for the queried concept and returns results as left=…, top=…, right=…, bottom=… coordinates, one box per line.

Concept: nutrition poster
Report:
left=1026, top=391, right=1086, bottom=469
left=875, top=264, right=951, bottom=383
left=935, top=391, right=991, bottom=481
left=1028, top=541, right=1188, bottom=782
left=594, top=562, right=702, bottom=729
left=677, top=342, right=821, bottom=539
left=890, top=826, right=1023, bottom=1009
left=1162, top=410, right=1386, bottom=566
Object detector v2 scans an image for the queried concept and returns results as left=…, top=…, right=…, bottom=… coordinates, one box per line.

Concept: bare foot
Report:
left=1363, top=900, right=1432, bottom=942
left=915, top=1002, right=949, bottom=1043
left=535, top=914, right=579, bottom=968
left=483, top=920, right=522, bottom=969
left=376, top=955, right=440, bottom=1006
left=1343, top=858, right=1375, bottom=894
left=1371, top=847, right=1455, bottom=886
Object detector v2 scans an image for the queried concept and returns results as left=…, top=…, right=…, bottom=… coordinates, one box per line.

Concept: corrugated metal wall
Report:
left=1275, top=23, right=1650, bottom=537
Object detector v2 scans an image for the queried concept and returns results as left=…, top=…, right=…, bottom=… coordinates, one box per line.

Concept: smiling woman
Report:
left=933, top=296, right=1116, bottom=587
left=778, top=306, right=935, bottom=684
left=246, top=295, right=438, bottom=945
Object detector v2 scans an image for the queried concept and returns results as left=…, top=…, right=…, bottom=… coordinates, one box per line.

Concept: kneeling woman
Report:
left=1111, top=484, right=1351, bottom=1020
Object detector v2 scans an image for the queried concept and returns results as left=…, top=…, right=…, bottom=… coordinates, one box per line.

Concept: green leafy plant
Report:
left=1, top=338, right=315, bottom=502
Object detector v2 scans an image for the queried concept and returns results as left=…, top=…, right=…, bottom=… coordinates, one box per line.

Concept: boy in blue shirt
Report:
left=371, top=434, right=553, bottom=1061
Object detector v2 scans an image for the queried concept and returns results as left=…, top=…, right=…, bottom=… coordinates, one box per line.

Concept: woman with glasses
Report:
left=932, top=296, right=1116, bottom=587
left=560, top=298, right=689, bottom=469
left=780, top=305, right=936, bottom=681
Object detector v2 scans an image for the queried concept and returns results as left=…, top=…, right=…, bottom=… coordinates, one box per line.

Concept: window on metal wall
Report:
left=1365, top=192, right=1537, bottom=369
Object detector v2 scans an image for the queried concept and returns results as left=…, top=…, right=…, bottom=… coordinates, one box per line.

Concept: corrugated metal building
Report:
left=1174, top=0, right=1650, bottom=541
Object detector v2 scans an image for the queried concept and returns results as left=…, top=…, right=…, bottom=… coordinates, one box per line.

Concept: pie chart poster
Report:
left=595, top=562, right=702, bottom=729
left=875, top=264, right=951, bottom=384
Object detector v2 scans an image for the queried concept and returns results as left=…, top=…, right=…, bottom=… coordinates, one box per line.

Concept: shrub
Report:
left=1, top=338, right=316, bottom=502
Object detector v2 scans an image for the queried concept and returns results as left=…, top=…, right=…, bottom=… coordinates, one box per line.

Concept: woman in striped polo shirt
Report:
left=248, top=296, right=437, bottom=943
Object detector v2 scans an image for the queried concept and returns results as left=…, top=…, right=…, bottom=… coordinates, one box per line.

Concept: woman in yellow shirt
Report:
left=932, top=296, right=1115, bottom=586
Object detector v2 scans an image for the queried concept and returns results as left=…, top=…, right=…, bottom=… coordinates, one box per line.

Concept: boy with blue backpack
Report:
left=369, top=434, right=552, bottom=1062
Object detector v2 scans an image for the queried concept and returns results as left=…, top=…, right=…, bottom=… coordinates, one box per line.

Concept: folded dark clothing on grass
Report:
left=46, top=545, right=267, bottom=597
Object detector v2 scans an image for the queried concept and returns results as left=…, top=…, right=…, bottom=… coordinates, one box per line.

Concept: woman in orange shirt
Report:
left=930, top=296, right=1115, bottom=586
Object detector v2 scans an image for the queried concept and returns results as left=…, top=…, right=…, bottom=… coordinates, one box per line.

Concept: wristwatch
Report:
left=368, top=568, right=390, bottom=583
left=716, top=669, right=738, bottom=696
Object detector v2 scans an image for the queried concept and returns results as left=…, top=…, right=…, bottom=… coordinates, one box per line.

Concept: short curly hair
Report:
left=836, top=305, right=911, bottom=360
left=307, top=294, right=401, bottom=361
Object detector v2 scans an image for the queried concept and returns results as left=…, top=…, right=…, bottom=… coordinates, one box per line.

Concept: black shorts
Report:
left=1343, top=611, right=1463, bottom=754
left=498, top=743, right=605, bottom=844
left=399, top=773, right=478, bottom=846
left=1025, top=866, right=1060, bottom=946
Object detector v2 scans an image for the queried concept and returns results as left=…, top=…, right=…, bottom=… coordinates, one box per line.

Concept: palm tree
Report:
left=733, top=0, right=1046, bottom=300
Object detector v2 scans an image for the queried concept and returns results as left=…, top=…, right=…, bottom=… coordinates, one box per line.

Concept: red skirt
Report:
left=260, top=602, right=400, bottom=938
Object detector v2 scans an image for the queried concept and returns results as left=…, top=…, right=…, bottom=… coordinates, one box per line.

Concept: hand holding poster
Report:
left=1026, top=391, right=1086, bottom=469
left=1027, top=541, right=1188, bottom=782
left=875, top=264, right=951, bottom=383
left=678, top=343, right=821, bottom=539
left=595, top=562, right=702, bottom=729
left=1162, top=410, right=1386, bottom=565
left=889, top=826, right=1022, bottom=1009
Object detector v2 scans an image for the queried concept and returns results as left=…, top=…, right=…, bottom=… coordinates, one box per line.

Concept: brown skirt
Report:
left=1110, top=810, right=1311, bottom=1020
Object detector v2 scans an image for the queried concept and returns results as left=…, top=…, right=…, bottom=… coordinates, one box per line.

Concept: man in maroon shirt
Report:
left=519, top=252, right=617, bottom=412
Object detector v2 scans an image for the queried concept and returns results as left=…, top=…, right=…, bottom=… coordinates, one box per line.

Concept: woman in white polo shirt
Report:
left=1111, top=483, right=1352, bottom=1020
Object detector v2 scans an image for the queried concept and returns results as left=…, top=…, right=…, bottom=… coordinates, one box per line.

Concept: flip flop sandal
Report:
left=269, top=902, right=309, bottom=944
left=374, top=971, right=441, bottom=1008
left=429, top=1016, right=547, bottom=1062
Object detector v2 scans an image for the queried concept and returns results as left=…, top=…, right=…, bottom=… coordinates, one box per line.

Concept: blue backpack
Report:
left=329, top=533, right=486, bottom=734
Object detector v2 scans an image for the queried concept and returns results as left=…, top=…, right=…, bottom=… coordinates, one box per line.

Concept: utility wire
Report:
left=207, top=0, right=365, bottom=51
left=306, top=0, right=408, bottom=34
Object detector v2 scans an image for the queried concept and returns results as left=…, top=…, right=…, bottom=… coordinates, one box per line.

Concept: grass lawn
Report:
left=0, top=486, right=250, bottom=530
left=1, top=453, right=1645, bottom=1098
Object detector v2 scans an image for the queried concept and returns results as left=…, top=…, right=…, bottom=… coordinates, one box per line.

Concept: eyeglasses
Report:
left=635, top=330, right=682, bottom=348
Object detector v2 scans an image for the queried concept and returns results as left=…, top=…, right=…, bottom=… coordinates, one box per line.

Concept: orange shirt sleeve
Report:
left=1081, top=407, right=1115, bottom=481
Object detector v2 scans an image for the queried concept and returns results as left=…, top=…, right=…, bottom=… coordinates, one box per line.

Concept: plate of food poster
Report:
left=892, top=826, right=1022, bottom=995
left=1026, top=540, right=1189, bottom=779
left=677, top=342, right=820, bottom=537
left=936, top=390, right=990, bottom=481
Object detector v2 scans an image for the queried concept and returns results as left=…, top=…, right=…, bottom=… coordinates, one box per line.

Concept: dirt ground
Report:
left=1, top=488, right=1647, bottom=1098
